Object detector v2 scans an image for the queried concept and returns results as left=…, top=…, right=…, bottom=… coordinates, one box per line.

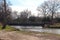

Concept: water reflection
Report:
left=11, top=26, right=60, bottom=34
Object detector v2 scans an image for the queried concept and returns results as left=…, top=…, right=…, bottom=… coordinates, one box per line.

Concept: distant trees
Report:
left=37, top=0, right=60, bottom=23
left=11, top=11, right=18, bottom=19
left=29, top=16, right=36, bottom=22
left=1, top=0, right=60, bottom=27
left=19, top=10, right=31, bottom=23
left=20, top=10, right=31, bottom=18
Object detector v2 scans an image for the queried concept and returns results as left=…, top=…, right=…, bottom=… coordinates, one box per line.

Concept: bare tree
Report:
left=20, top=10, right=31, bottom=18
left=20, top=10, right=31, bottom=23
left=0, top=0, right=12, bottom=29
left=37, top=0, right=60, bottom=24
left=37, top=2, right=48, bottom=17
left=11, top=11, right=18, bottom=19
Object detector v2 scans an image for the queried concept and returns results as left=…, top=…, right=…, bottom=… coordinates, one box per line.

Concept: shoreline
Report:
left=0, top=30, right=60, bottom=40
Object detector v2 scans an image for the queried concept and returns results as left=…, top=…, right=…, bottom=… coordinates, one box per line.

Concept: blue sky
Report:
left=9, top=0, right=47, bottom=16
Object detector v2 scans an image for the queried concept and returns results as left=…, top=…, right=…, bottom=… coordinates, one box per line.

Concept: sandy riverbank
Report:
left=0, top=30, right=60, bottom=40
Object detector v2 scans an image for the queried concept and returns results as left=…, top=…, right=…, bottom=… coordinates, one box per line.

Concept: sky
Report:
left=9, top=0, right=47, bottom=16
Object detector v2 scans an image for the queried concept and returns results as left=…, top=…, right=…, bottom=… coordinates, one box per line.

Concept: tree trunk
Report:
left=2, top=0, right=7, bottom=29
left=2, top=23, right=6, bottom=29
left=51, top=11, right=54, bottom=24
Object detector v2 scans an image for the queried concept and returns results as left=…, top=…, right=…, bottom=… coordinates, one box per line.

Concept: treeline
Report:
left=10, top=16, right=60, bottom=24
left=7, top=0, right=60, bottom=25
left=0, top=0, right=60, bottom=29
left=8, top=10, right=60, bottom=25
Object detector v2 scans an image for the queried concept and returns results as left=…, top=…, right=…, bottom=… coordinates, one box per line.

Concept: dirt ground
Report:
left=0, top=30, right=60, bottom=40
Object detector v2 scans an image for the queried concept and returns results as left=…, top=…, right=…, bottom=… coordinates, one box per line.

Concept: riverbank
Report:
left=0, top=25, right=60, bottom=40
left=0, top=30, right=60, bottom=40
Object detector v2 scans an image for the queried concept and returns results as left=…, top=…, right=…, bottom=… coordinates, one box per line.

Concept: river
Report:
left=11, top=26, right=60, bottom=34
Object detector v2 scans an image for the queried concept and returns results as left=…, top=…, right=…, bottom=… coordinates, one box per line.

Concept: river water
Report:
left=11, top=26, right=60, bottom=34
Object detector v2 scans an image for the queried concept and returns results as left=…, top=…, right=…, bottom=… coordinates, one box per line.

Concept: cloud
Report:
left=10, top=6, right=38, bottom=16
left=10, top=6, right=26, bottom=12
left=10, top=0, right=48, bottom=16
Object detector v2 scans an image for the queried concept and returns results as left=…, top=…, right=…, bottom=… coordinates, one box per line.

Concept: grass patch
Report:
left=49, top=23, right=60, bottom=27
left=5, top=25, right=19, bottom=31
left=0, top=25, right=2, bottom=30
left=0, top=25, right=20, bottom=31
